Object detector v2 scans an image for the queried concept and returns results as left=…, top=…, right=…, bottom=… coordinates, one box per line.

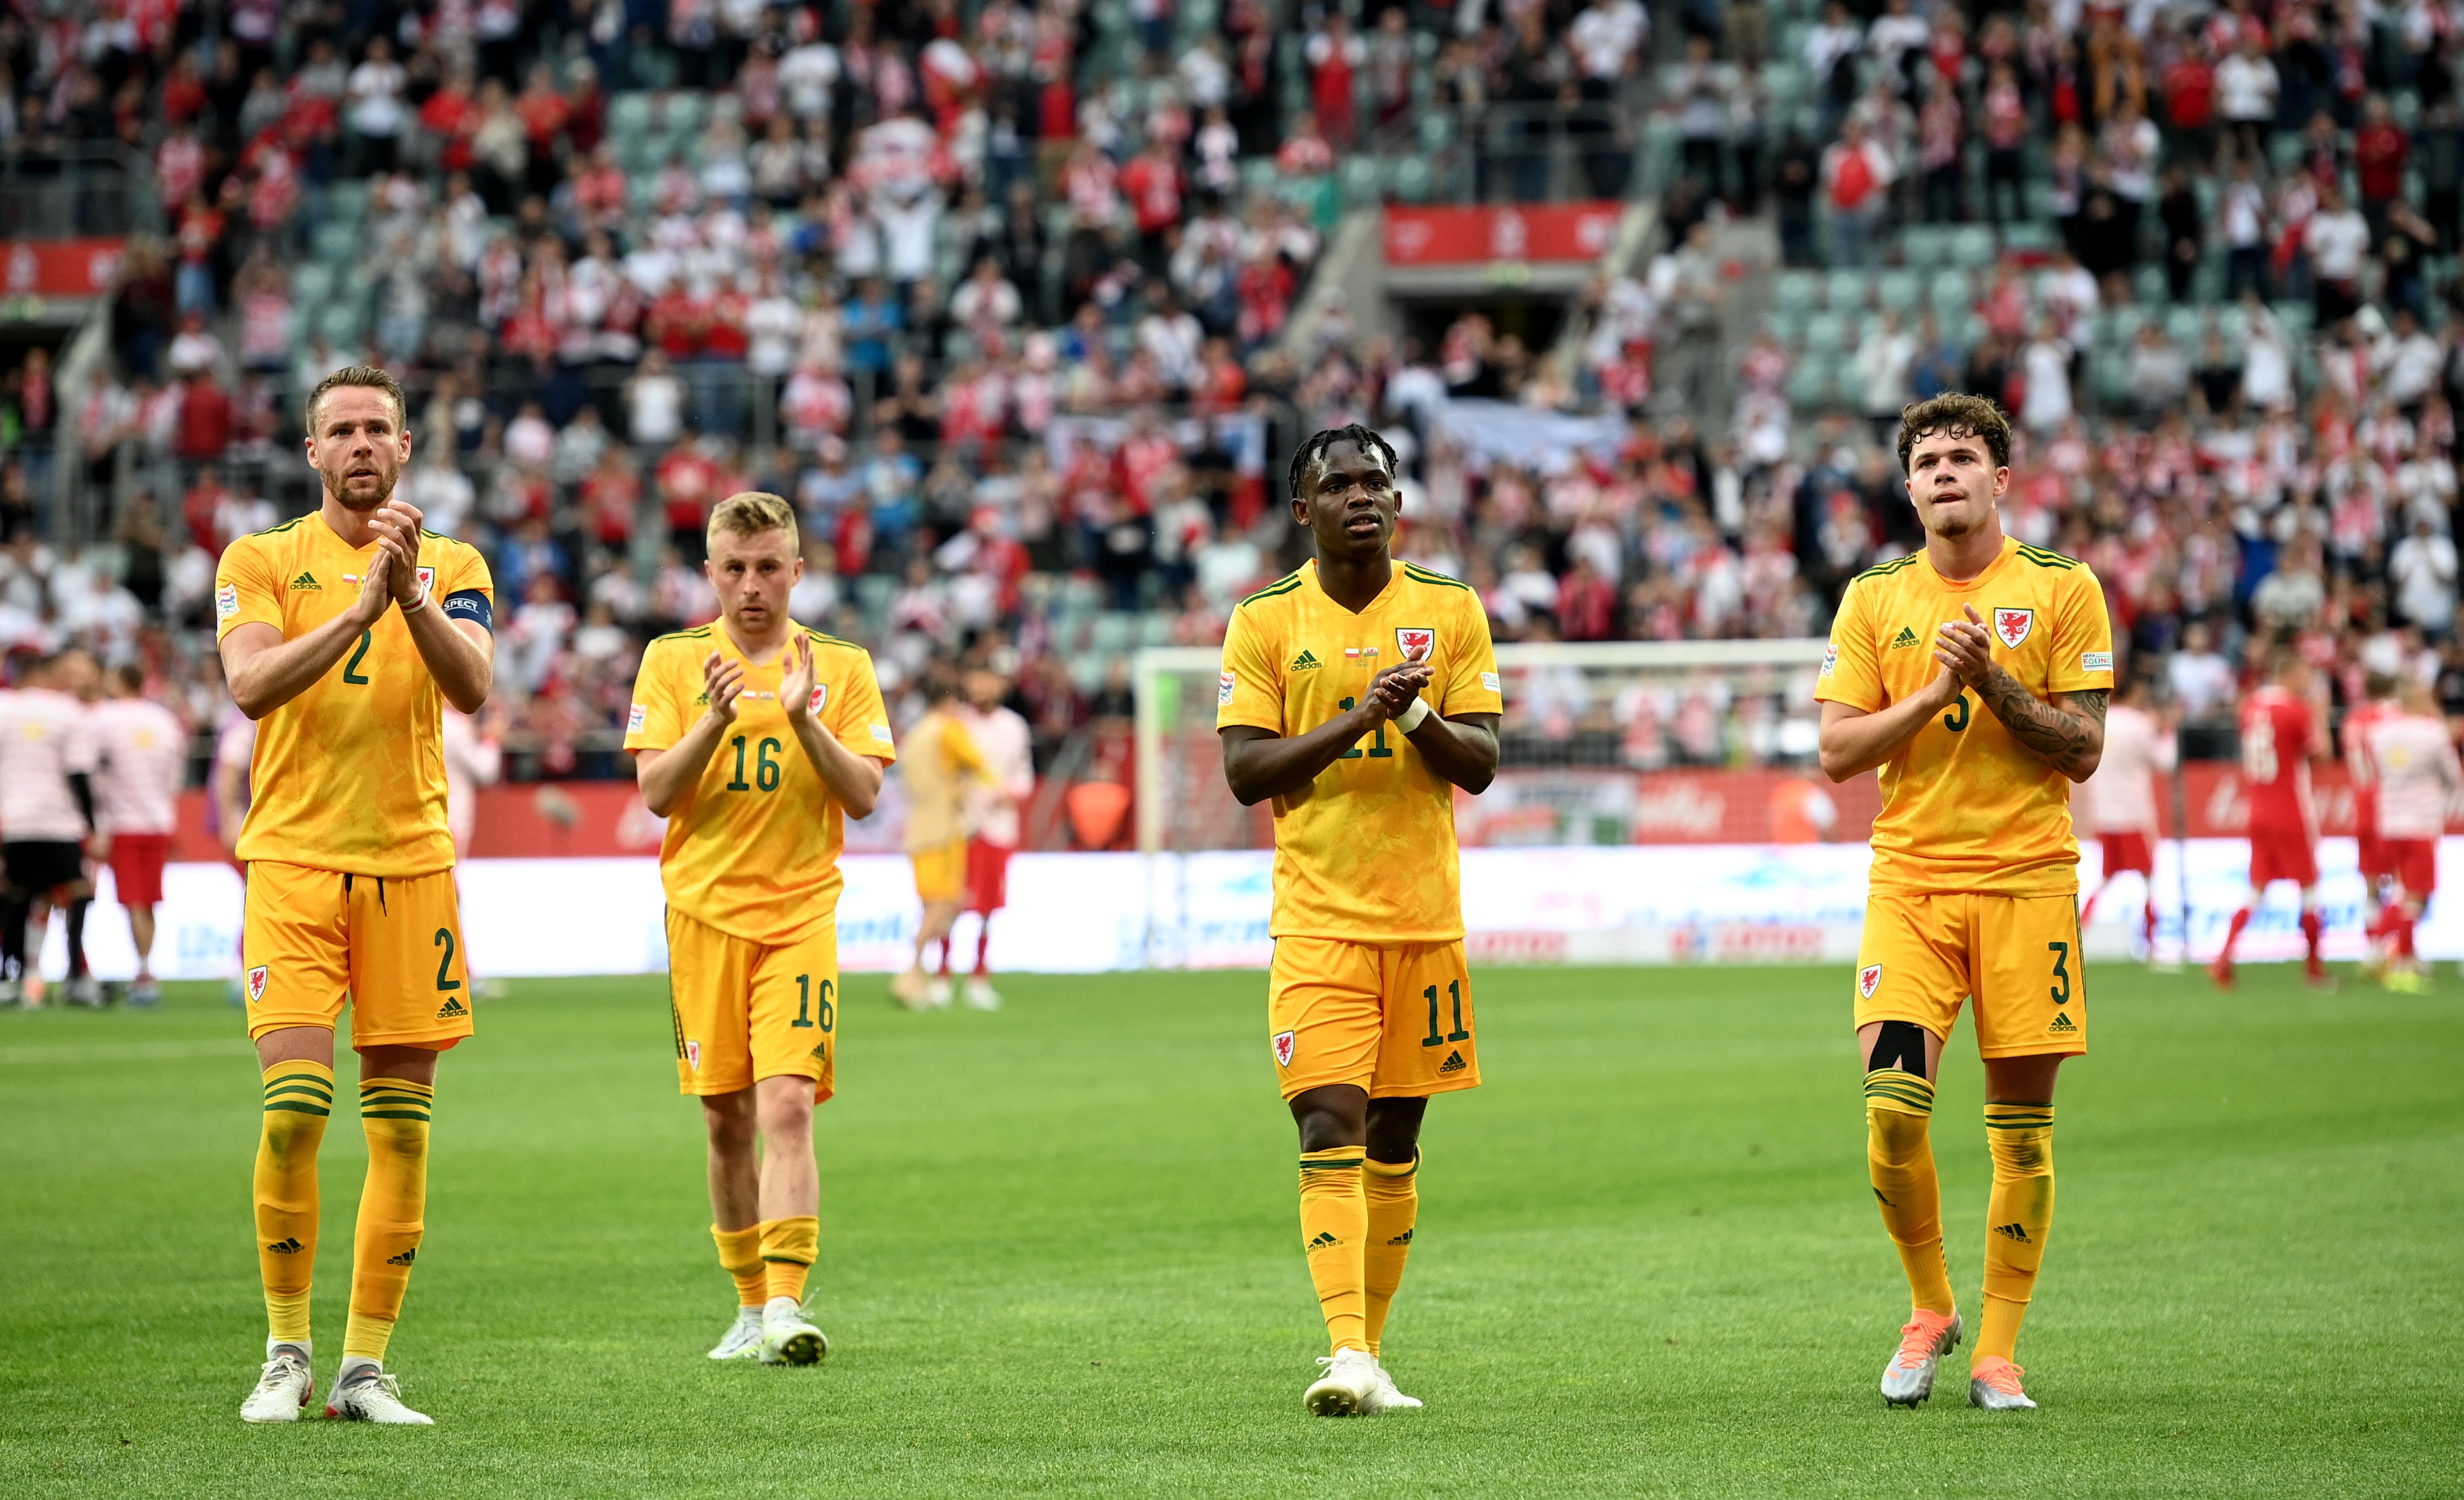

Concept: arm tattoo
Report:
left=1975, top=668, right=2105, bottom=772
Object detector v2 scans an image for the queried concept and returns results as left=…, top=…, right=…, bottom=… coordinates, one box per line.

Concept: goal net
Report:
left=1132, top=638, right=1844, bottom=855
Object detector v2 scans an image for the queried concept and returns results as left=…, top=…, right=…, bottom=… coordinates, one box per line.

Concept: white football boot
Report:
left=1880, top=1309, right=1962, bottom=1407
left=1361, top=1357, right=1424, bottom=1413
left=1968, top=1357, right=2039, bottom=1410
left=1302, top=1347, right=1381, bottom=1417
left=924, top=977, right=954, bottom=1009
left=707, top=1306, right=765, bottom=1360
left=758, top=1296, right=828, bottom=1366
left=326, top=1365, right=435, bottom=1424
left=963, top=978, right=1003, bottom=1011
left=237, top=1348, right=315, bottom=1423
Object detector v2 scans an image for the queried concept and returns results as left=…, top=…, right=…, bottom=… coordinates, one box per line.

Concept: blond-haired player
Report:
left=1818, top=393, right=2113, bottom=1413
left=1218, top=425, right=1502, bottom=1417
left=222, top=365, right=496, bottom=1426
left=2362, top=678, right=2460, bottom=992
left=625, top=491, right=896, bottom=1366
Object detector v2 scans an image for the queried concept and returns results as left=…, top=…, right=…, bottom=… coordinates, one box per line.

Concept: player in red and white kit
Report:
left=90, top=664, right=189, bottom=1007
left=2342, top=667, right=2405, bottom=969
left=2362, top=680, right=2460, bottom=992
left=955, top=659, right=1033, bottom=1012
left=2079, top=675, right=2176, bottom=961
left=2212, top=651, right=2331, bottom=989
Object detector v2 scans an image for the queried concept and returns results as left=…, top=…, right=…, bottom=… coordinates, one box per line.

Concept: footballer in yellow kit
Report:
left=220, top=366, right=497, bottom=1427
left=1815, top=394, right=2113, bottom=1415
left=625, top=491, right=895, bottom=1368
left=1217, top=425, right=1502, bottom=1418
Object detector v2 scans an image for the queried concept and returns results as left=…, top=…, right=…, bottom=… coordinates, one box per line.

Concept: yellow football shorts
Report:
left=1267, top=936, right=1481, bottom=1101
left=242, top=861, right=472, bottom=1050
left=1854, top=891, right=2087, bottom=1059
left=911, top=841, right=967, bottom=904
left=665, top=906, right=839, bottom=1100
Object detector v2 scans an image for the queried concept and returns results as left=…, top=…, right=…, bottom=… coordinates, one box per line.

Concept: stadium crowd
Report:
left=0, top=0, right=2462, bottom=808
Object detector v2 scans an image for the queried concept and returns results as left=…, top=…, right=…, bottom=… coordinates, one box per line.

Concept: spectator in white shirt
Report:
left=2304, top=183, right=2372, bottom=324
left=2378, top=308, right=2446, bottom=409
left=346, top=37, right=408, bottom=176
left=1865, top=0, right=1929, bottom=94
left=2167, top=621, right=2237, bottom=723
left=2390, top=514, right=2461, bottom=634
left=2216, top=35, right=2280, bottom=157
left=1569, top=0, right=1649, bottom=87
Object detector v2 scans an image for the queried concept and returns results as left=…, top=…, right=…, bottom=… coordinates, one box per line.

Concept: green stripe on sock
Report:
left=264, top=1102, right=331, bottom=1116
left=264, top=1082, right=333, bottom=1102
left=360, top=1109, right=433, bottom=1121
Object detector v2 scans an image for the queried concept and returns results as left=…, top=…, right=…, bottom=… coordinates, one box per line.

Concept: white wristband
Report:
left=1393, top=698, right=1432, bottom=734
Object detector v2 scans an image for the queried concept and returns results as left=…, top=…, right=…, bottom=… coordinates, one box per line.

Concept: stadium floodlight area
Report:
left=1133, top=638, right=1831, bottom=855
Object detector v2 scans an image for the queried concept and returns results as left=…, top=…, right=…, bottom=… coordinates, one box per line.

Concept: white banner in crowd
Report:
left=39, top=840, right=2453, bottom=981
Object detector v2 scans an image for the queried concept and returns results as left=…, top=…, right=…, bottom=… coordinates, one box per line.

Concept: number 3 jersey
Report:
left=1217, top=560, right=1504, bottom=941
left=625, top=624, right=896, bottom=946
left=1815, top=537, right=2114, bottom=898
left=215, top=515, right=494, bottom=876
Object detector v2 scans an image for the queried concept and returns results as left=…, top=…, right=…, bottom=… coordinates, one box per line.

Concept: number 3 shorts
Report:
left=242, top=861, right=473, bottom=1050
left=1854, top=891, right=2087, bottom=1059
left=665, top=906, right=839, bottom=1101
left=1267, top=936, right=1481, bottom=1102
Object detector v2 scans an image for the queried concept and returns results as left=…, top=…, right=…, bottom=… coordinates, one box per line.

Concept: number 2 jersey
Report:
left=623, top=623, right=896, bottom=945
left=1815, top=537, right=2115, bottom=897
left=214, top=514, right=494, bottom=876
left=1216, top=560, right=1504, bottom=941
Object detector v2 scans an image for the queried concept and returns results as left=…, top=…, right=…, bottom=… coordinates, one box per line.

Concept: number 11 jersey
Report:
left=1217, top=560, right=1504, bottom=942
left=625, top=624, right=896, bottom=945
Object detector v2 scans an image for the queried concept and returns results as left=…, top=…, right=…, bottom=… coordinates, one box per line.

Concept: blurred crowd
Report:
left=1, top=0, right=2460, bottom=804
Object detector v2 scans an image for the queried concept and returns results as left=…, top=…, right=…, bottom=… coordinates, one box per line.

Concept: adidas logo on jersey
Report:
left=266, top=1237, right=304, bottom=1254
left=436, top=996, right=468, bottom=1020
left=385, top=1247, right=418, bottom=1266
left=1993, top=1222, right=2032, bottom=1244
left=1306, top=1230, right=1341, bottom=1250
left=1290, top=649, right=1322, bottom=672
left=1439, top=1050, right=1467, bottom=1074
left=289, top=572, right=322, bottom=590
left=2048, top=1011, right=2078, bottom=1034
left=1890, top=625, right=1919, bottom=649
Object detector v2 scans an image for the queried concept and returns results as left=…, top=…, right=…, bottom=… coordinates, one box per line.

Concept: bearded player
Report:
left=2210, top=649, right=2332, bottom=990
left=1217, top=425, right=1502, bottom=1417
left=627, top=491, right=897, bottom=1365
left=1818, top=394, right=2112, bottom=1413
left=223, top=366, right=495, bottom=1425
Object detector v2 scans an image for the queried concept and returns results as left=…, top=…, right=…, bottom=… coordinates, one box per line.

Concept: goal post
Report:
left=1133, top=638, right=1835, bottom=856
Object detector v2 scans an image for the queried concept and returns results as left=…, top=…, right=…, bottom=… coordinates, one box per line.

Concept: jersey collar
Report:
left=1302, top=557, right=1402, bottom=616
left=1918, top=534, right=2019, bottom=593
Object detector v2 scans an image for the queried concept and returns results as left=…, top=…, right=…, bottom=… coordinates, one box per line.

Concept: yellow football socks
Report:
left=1298, top=1146, right=1369, bottom=1355
left=713, top=1223, right=767, bottom=1308
left=1864, top=1069, right=1956, bottom=1318
left=255, top=1061, right=333, bottom=1346
left=346, top=1076, right=433, bottom=1363
left=1978, top=1103, right=2055, bottom=1363
left=759, top=1215, right=817, bottom=1304
left=1362, top=1153, right=1419, bottom=1356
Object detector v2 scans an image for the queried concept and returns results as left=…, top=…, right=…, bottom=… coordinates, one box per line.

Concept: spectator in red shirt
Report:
left=181, top=464, right=232, bottom=551
left=173, top=371, right=233, bottom=474
left=174, top=193, right=224, bottom=317
left=1557, top=557, right=1616, bottom=641
left=1120, top=139, right=1185, bottom=274
left=697, top=278, right=751, bottom=436
left=420, top=68, right=478, bottom=174
left=2161, top=43, right=2216, bottom=166
left=562, top=58, right=607, bottom=156
left=2356, top=91, right=2409, bottom=237
left=656, top=428, right=721, bottom=559
left=515, top=62, right=572, bottom=197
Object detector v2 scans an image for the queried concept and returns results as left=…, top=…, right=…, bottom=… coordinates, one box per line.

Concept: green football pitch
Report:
left=2, top=962, right=2457, bottom=1498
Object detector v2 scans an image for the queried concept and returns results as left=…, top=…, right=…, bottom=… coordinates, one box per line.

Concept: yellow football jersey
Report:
left=214, top=515, right=494, bottom=877
left=899, top=708, right=986, bottom=854
left=624, top=623, right=897, bottom=946
left=1218, top=560, right=1505, bottom=941
left=1816, top=537, right=2116, bottom=897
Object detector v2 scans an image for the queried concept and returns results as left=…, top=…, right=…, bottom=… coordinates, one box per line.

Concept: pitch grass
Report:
left=1, top=964, right=2458, bottom=1498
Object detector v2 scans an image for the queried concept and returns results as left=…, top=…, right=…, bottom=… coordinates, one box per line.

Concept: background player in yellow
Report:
left=627, top=492, right=896, bottom=1367
left=891, top=675, right=987, bottom=1009
left=1816, top=394, right=2113, bottom=1414
left=218, top=366, right=495, bottom=1427
left=1217, top=425, right=1502, bottom=1417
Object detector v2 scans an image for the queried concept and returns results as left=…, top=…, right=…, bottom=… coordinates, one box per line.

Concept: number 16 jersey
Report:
left=1217, top=560, right=1504, bottom=941
left=625, top=624, right=896, bottom=946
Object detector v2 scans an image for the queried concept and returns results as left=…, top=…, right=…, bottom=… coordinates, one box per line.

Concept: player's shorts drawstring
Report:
left=340, top=874, right=388, bottom=911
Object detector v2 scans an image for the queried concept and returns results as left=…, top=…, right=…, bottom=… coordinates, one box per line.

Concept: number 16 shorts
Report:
left=1854, top=891, right=2087, bottom=1060
left=1267, top=936, right=1481, bottom=1101
left=664, top=906, right=839, bottom=1102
